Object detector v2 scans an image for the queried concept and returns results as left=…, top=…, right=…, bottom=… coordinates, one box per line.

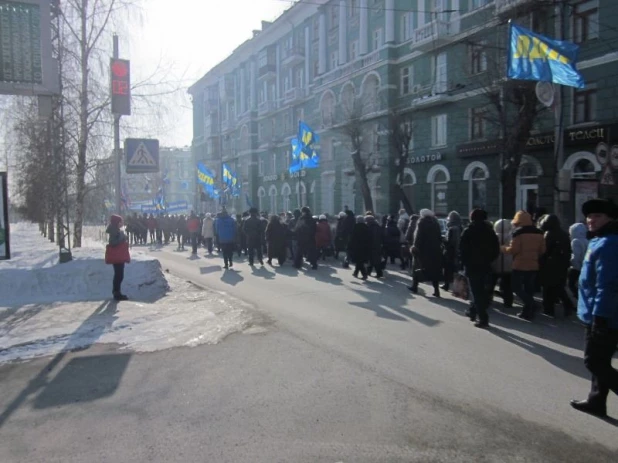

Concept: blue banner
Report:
left=507, top=22, right=585, bottom=89
left=197, top=162, right=217, bottom=199
left=289, top=121, right=320, bottom=173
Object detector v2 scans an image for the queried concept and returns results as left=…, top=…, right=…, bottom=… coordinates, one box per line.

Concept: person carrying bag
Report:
left=105, top=214, right=131, bottom=301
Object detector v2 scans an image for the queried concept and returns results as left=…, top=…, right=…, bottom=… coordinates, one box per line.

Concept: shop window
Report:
left=268, top=186, right=278, bottom=214
left=469, top=167, right=488, bottom=211
left=257, top=187, right=266, bottom=211
left=572, top=158, right=596, bottom=179
left=281, top=184, right=291, bottom=212
left=429, top=166, right=450, bottom=215
left=297, top=181, right=307, bottom=208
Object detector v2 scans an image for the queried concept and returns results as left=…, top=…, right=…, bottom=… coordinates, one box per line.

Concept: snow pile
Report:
left=0, top=223, right=169, bottom=305
left=0, top=223, right=260, bottom=364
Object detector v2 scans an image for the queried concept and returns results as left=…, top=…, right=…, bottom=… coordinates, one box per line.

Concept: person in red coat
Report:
left=315, top=215, right=332, bottom=260
left=187, top=211, right=201, bottom=255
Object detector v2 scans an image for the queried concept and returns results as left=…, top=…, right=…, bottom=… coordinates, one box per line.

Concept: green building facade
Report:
left=190, top=0, right=617, bottom=222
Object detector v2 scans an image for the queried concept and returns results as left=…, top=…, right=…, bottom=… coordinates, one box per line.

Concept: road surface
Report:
left=1, top=246, right=617, bottom=462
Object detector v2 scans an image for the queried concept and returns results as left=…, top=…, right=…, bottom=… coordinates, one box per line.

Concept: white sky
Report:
left=127, top=0, right=292, bottom=147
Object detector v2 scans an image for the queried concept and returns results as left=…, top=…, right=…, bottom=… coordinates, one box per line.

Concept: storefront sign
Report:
left=566, top=126, right=607, bottom=146
left=406, top=153, right=443, bottom=164
left=456, top=140, right=501, bottom=157
left=262, top=169, right=307, bottom=183
left=526, top=133, right=554, bottom=150
left=263, top=174, right=278, bottom=182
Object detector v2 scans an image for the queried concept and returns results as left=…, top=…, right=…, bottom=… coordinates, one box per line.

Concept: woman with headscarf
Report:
left=441, top=211, right=463, bottom=291
left=410, top=209, right=443, bottom=297
left=315, top=215, right=333, bottom=260
left=106, top=214, right=130, bottom=301
left=348, top=216, right=371, bottom=279
left=491, top=219, right=514, bottom=308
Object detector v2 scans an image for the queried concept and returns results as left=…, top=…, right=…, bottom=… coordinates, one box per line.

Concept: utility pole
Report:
left=553, top=1, right=566, bottom=222
left=113, top=34, right=122, bottom=215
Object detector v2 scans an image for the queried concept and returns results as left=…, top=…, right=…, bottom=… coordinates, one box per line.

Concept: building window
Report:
left=469, top=42, right=487, bottom=74
left=431, top=114, right=447, bottom=147
left=400, top=13, right=414, bottom=42
left=321, top=93, right=334, bottom=126
left=284, top=76, right=290, bottom=91
left=313, top=60, right=319, bottom=77
left=469, top=167, right=488, bottom=211
left=573, top=0, right=599, bottom=43
left=573, top=85, right=597, bottom=124
left=430, top=168, right=449, bottom=215
left=434, top=52, right=447, bottom=93
left=330, top=5, right=338, bottom=28
left=257, top=187, right=266, bottom=211
left=313, top=18, right=319, bottom=40
left=400, top=66, right=413, bottom=95
left=269, top=186, right=278, bottom=214
left=350, top=0, right=358, bottom=16
left=258, top=122, right=263, bottom=142
left=470, top=0, right=491, bottom=9
left=470, top=108, right=486, bottom=140
left=258, top=156, right=264, bottom=176
left=282, top=184, right=291, bottom=212
left=296, top=68, right=304, bottom=89
left=373, top=29, right=383, bottom=50
left=573, top=158, right=597, bottom=179
left=330, top=51, right=339, bottom=70
left=350, top=41, right=358, bottom=61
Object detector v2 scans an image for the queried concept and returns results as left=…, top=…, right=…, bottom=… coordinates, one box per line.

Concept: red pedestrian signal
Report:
left=110, top=58, right=131, bottom=115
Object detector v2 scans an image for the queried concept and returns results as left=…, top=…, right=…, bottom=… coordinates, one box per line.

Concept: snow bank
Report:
left=0, top=222, right=169, bottom=305
left=0, top=223, right=260, bottom=363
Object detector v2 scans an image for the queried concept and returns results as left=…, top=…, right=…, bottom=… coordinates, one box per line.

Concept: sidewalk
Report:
left=0, top=223, right=259, bottom=364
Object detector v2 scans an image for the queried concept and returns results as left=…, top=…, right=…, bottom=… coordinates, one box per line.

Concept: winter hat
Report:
left=356, top=215, right=366, bottom=224
left=469, top=209, right=487, bottom=222
left=110, top=214, right=123, bottom=226
left=319, top=214, right=327, bottom=221
left=493, top=219, right=512, bottom=237
left=582, top=198, right=618, bottom=219
left=419, top=209, right=434, bottom=218
left=205, top=213, right=211, bottom=218
left=511, top=210, right=533, bottom=227
left=339, top=211, right=346, bottom=218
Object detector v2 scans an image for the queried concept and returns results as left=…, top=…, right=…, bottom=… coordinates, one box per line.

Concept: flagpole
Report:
left=297, top=119, right=301, bottom=208
left=553, top=2, right=566, bottom=223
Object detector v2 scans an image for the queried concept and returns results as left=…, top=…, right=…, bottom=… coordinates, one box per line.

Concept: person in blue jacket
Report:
left=571, top=198, right=618, bottom=418
left=214, top=207, right=237, bottom=270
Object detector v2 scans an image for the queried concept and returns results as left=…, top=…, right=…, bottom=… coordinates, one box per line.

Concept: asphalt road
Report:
left=1, top=246, right=617, bottom=462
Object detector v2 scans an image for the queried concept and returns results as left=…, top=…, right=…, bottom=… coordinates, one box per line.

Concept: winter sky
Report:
left=130, top=0, right=291, bottom=148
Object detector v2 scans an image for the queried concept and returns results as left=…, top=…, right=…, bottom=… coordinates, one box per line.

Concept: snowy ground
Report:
left=0, top=223, right=259, bottom=364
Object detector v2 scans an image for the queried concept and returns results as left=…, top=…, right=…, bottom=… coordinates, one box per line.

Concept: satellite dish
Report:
left=535, top=82, right=555, bottom=107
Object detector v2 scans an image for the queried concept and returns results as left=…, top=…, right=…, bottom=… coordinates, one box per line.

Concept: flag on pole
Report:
left=507, top=22, right=585, bottom=89
left=289, top=121, right=320, bottom=173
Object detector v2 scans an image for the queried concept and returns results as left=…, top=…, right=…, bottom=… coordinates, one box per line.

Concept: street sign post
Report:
left=0, top=172, right=10, bottom=260
left=125, top=138, right=159, bottom=174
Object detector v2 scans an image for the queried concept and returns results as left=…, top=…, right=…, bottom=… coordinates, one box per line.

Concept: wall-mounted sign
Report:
left=110, top=58, right=131, bottom=115
left=406, top=153, right=443, bottom=165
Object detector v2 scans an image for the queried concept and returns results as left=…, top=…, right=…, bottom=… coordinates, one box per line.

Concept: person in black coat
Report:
left=538, top=214, right=575, bottom=316
left=348, top=216, right=371, bottom=279
left=442, top=211, right=463, bottom=291
left=337, top=209, right=356, bottom=265
left=294, top=206, right=318, bottom=269
left=460, top=209, right=500, bottom=328
left=410, top=209, right=443, bottom=297
left=265, top=215, right=287, bottom=266
left=383, top=216, right=402, bottom=266
left=243, top=207, right=264, bottom=266
left=365, top=214, right=384, bottom=278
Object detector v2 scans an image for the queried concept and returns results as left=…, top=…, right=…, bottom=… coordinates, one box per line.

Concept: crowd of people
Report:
left=106, top=197, right=618, bottom=419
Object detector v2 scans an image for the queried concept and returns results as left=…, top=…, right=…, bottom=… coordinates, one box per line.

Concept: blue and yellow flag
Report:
left=197, top=162, right=218, bottom=198
left=507, top=22, right=585, bottom=89
left=290, top=122, right=320, bottom=173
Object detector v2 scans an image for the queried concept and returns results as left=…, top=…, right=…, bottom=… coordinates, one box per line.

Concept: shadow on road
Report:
left=0, top=300, right=128, bottom=428
left=221, top=269, right=244, bottom=286
left=251, top=266, right=276, bottom=280
left=200, top=265, right=222, bottom=275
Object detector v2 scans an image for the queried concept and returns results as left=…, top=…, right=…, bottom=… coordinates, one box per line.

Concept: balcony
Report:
left=495, top=0, right=536, bottom=15
left=258, top=63, right=276, bottom=80
left=284, top=87, right=305, bottom=104
left=281, top=46, right=305, bottom=67
left=258, top=100, right=275, bottom=116
left=410, top=19, right=460, bottom=52
left=410, top=86, right=455, bottom=109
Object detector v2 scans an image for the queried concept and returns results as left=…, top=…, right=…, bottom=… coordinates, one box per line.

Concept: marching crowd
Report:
left=106, top=197, right=618, bottom=419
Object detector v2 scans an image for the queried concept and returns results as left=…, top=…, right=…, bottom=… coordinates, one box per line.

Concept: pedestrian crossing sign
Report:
left=125, top=138, right=160, bottom=173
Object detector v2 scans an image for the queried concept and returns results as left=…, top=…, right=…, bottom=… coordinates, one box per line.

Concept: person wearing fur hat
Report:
left=460, top=209, right=500, bottom=328
left=567, top=222, right=588, bottom=301
left=491, top=219, right=514, bottom=308
left=571, top=198, right=618, bottom=418
left=502, top=210, right=545, bottom=320
left=106, top=214, right=129, bottom=301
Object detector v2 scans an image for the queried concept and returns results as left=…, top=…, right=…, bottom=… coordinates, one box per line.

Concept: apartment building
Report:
left=189, top=0, right=616, bottom=221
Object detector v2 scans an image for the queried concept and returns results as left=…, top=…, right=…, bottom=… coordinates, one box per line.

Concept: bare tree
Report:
left=337, top=95, right=379, bottom=213
left=384, top=108, right=414, bottom=214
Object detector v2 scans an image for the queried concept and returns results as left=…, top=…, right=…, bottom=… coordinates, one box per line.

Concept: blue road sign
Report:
left=125, top=138, right=159, bottom=174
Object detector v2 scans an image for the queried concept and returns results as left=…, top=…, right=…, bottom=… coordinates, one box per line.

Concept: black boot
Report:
left=113, top=291, right=129, bottom=301
left=570, top=399, right=607, bottom=418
